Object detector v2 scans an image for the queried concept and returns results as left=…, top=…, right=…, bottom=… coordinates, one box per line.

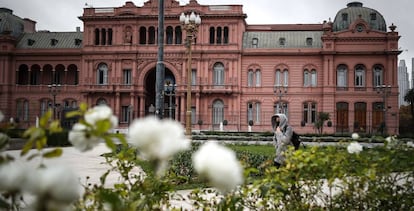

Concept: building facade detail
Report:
left=0, top=1, right=400, bottom=134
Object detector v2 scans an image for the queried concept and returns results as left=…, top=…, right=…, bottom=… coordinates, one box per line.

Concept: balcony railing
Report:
left=200, top=84, right=234, bottom=94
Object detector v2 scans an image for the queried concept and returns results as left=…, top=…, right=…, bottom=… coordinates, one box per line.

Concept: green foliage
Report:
left=2, top=104, right=414, bottom=210
left=46, top=130, right=70, bottom=146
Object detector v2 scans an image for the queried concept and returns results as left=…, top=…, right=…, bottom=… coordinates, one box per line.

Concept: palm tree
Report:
left=404, top=88, right=414, bottom=124
left=314, top=112, right=330, bottom=134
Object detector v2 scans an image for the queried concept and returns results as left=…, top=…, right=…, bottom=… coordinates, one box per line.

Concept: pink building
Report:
left=0, top=1, right=400, bottom=135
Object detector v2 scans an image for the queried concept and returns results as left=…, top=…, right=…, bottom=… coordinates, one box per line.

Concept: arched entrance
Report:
left=144, top=68, right=177, bottom=119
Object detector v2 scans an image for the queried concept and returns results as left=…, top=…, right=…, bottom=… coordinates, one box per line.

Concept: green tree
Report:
left=404, top=88, right=414, bottom=124
left=314, top=112, right=330, bottom=134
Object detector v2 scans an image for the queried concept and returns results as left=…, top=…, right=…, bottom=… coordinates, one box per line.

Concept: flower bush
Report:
left=0, top=104, right=413, bottom=210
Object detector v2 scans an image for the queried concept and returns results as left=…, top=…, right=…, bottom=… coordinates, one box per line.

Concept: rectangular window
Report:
left=123, top=69, right=132, bottom=85
left=275, top=70, right=281, bottom=86
left=252, top=38, right=258, bottom=48
left=311, top=103, right=316, bottom=123
left=248, top=70, right=254, bottom=87
left=283, top=71, right=289, bottom=86
left=255, top=70, right=261, bottom=87
left=191, top=69, right=197, bottom=85
left=303, top=102, right=317, bottom=124
left=303, top=71, right=309, bottom=86
left=121, top=106, right=129, bottom=123
left=311, top=71, right=317, bottom=86
left=303, top=103, right=308, bottom=123
left=247, top=103, right=253, bottom=122
left=191, top=107, right=196, bottom=124
left=255, top=103, right=261, bottom=123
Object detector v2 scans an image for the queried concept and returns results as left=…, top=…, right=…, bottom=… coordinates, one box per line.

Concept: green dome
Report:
left=333, top=2, right=386, bottom=32
left=0, top=8, right=24, bottom=38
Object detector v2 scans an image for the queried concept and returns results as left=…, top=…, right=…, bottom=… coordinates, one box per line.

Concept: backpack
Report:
left=284, top=125, right=302, bottom=150
left=291, top=131, right=301, bottom=150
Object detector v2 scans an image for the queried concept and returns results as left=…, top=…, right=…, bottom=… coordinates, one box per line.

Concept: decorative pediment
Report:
left=143, top=0, right=181, bottom=8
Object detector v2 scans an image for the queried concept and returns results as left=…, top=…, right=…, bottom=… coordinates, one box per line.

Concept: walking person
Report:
left=271, top=113, right=293, bottom=168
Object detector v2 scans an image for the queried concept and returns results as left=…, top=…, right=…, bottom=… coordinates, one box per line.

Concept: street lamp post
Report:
left=376, top=84, right=391, bottom=135
left=180, top=11, right=201, bottom=136
left=164, top=83, right=176, bottom=119
left=48, top=83, right=61, bottom=120
left=273, top=85, right=288, bottom=114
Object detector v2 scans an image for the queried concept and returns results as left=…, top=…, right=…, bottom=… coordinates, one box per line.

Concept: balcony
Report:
left=83, top=84, right=114, bottom=93
left=201, top=84, right=234, bottom=94
left=114, top=84, right=134, bottom=92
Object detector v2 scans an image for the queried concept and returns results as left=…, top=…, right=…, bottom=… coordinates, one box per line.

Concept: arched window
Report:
left=212, top=100, right=224, bottom=125
left=354, top=65, right=365, bottom=87
left=55, top=64, right=65, bottom=85
left=223, top=26, right=229, bottom=44
left=304, top=69, right=317, bottom=87
left=101, top=28, right=106, bottom=45
left=275, top=68, right=289, bottom=86
left=139, top=27, right=147, bottom=44
left=209, top=27, right=215, bottom=44
left=311, top=69, right=317, bottom=86
left=337, top=65, right=348, bottom=88
left=175, top=26, right=182, bottom=44
left=247, top=69, right=254, bottom=87
left=373, top=65, right=383, bottom=87
left=255, top=69, right=261, bottom=87
left=275, top=69, right=281, bottom=86
left=213, top=62, right=225, bottom=85
left=166, top=26, right=173, bottom=44
left=108, top=29, right=113, bottom=45
left=97, top=63, right=108, bottom=85
left=30, top=65, right=41, bottom=85
left=247, top=101, right=261, bottom=124
left=148, top=26, right=156, bottom=44
left=67, top=64, right=78, bottom=85
left=17, top=64, right=29, bottom=85
left=94, top=28, right=100, bottom=45
left=216, top=27, right=222, bottom=44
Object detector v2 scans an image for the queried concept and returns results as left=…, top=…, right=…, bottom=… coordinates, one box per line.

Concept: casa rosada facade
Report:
left=0, top=1, right=401, bottom=134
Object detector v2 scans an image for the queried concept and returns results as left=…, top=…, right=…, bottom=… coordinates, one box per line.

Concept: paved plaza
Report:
left=4, top=143, right=199, bottom=210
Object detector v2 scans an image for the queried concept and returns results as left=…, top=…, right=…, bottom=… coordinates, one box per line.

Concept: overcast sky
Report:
left=3, top=0, right=413, bottom=81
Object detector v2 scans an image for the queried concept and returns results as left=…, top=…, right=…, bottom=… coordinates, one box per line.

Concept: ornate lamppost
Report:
left=48, top=83, right=61, bottom=119
left=180, top=11, right=201, bottom=136
left=164, top=82, right=176, bottom=119
left=273, top=85, right=288, bottom=114
left=376, top=84, right=391, bottom=134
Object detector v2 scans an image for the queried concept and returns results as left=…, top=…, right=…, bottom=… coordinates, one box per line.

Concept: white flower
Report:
left=407, top=141, right=414, bottom=148
left=128, top=117, right=190, bottom=176
left=128, top=117, right=190, bottom=162
left=25, top=165, right=81, bottom=203
left=385, top=136, right=396, bottom=143
left=347, top=142, right=363, bottom=154
left=0, top=133, right=9, bottom=151
left=193, top=142, right=244, bottom=193
left=0, top=161, right=28, bottom=191
left=84, top=105, right=118, bottom=128
left=0, top=111, right=4, bottom=122
left=68, top=123, right=101, bottom=152
left=351, top=133, right=359, bottom=140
